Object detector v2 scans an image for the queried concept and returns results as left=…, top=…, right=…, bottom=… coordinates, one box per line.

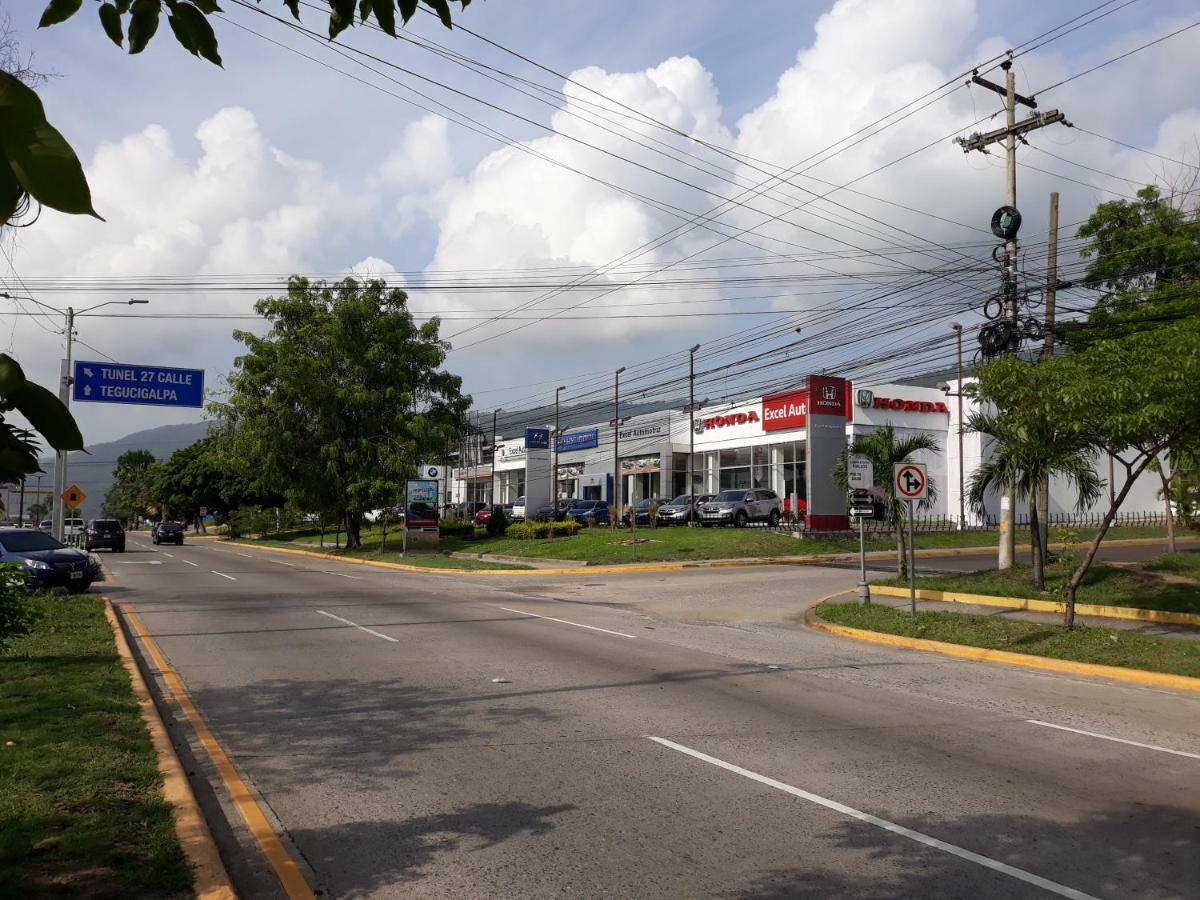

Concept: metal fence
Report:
left=744, top=510, right=1172, bottom=537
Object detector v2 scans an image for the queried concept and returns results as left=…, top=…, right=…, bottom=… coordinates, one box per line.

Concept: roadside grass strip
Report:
left=815, top=603, right=1200, bottom=681
left=0, top=596, right=192, bottom=898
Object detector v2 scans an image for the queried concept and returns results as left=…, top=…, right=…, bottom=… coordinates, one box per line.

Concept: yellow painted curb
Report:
left=807, top=613, right=1200, bottom=694
left=120, top=606, right=316, bottom=900
left=105, top=601, right=236, bottom=900
left=870, top=585, right=1200, bottom=628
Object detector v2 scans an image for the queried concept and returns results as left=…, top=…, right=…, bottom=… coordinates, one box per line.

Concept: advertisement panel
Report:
left=807, top=374, right=848, bottom=417
left=556, top=428, right=599, bottom=452
left=762, top=389, right=808, bottom=432
left=404, top=479, right=439, bottom=528
left=525, top=427, right=550, bottom=449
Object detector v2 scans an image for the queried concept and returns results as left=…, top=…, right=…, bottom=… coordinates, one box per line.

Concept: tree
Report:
left=0, top=353, right=83, bottom=484
left=148, top=433, right=284, bottom=529
left=1075, top=184, right=1200, bottom=547
left=965, top=359, right=1103, bottom=590
left=833, top=424, right=939, bottom=580
left=985, top=317, right=1200, bottom=628
left=214, top=277, right=468, bottom=549
left=102, top=448, right=157, bottom=521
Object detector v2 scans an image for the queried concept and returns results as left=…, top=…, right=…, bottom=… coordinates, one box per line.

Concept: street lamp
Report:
left=51, top=298, right=149, bottom=541
left=553, top=386, right=566, bottom=505
left=949, top=322, right=964, bottom=530
left=612, top=367, right=625, bottom=515
left=687, top=344, right=700, bottom=522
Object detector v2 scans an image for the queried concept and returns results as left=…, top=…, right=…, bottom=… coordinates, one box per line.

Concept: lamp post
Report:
left=553, top=385, right=565, bottom=506
left=51, top=298, right=149, bottom=541
left=613, top=367, right=625, bottom=515
left=490, top=409, right=500, bottom=508
left=950, top=322, right=964, bottom=530
left=687, top=344, right=700, bottom=522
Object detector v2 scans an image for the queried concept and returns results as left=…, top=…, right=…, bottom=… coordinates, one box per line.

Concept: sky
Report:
left=3, top=0, right=1199, bottom=447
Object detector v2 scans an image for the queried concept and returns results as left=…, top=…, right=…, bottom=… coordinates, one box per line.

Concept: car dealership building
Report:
left=451, top=373, right=1163, bottom=529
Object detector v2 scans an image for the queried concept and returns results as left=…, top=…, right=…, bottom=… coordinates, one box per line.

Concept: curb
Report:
left=804, top=606, right=1200, bottom=694
left=105, top=601, right=237, bottom=900
left=870, top=585, right=1200, bottom=628
left=226, top=534, right=1197, bottom=578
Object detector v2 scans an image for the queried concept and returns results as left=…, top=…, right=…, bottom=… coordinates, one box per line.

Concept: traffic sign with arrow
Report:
left=893, top=463, right=928, bottom=501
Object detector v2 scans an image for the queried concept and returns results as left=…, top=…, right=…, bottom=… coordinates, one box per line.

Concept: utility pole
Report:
left=614, top=367, right=624, bottom=513
left=1037, top=191, right=1061, bottom=557
left=554, top=385, right=565, bottom=504
left=490, top=409, right=499, bottom=508
left=956, top=58, right=1069, bottom=570
left=949, top=323, right=964, bottom=530
left=688, top=344, right=700, bottom=521
left=51, top=306, right=75, bottom=543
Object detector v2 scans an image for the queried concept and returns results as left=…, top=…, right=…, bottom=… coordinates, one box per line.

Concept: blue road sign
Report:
left=73, top=360, right=205, bottom=408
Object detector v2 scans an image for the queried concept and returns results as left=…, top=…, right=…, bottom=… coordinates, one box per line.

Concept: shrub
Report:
left=439, top=520, right=476, bottom=539
left=226, top=506, right=275, bottom=539
left=506, top=520, right=580, bottom=540
left=0, top=563, right=36, bottom=652
left=486, top=505, right=510, bottom=537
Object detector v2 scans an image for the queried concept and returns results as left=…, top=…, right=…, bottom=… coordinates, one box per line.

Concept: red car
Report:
left=473, top=507, right=492, bottom=526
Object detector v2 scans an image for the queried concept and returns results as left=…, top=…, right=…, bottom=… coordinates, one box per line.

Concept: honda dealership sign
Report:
left=805, top=375, right=849, bottom=531
left=762, top=390, right=808, bottom=432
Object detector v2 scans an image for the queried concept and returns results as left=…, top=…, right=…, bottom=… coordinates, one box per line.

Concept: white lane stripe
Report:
left=315, top=609, right=399, bottom=643
left=182, top=560, right=199, bottom=567
left=323, top=571, right=364, bottom=580
left=1028, top=720, right=1200, bottom=761
left=646, top=736, right=1098, bottom=900
left=211, top=570, right=237, bottom=581
left=236, top=552, right=252, bottom=558
left=162, top=552, right=175, bottom=558
left=498, top=606, right=637, bottom=639
left=268, top=559, right=298, bottom=567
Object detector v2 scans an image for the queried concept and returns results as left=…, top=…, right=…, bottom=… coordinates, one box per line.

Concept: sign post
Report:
left=894, top=463, right=928, bottom=614
left=403, top=479, right=439, bottom=554
left=848, top=456, right=873, bottom=603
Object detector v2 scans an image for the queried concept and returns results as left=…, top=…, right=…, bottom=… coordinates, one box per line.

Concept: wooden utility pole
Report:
left=955, top=58, right=1070, bottom=570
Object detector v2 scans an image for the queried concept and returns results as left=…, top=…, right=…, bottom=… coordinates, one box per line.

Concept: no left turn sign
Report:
left=893, top=463, right=928, bottom=501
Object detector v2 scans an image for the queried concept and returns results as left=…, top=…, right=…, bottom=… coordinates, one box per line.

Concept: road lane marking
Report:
left=211, top=570, right=237, bottom=581
left=182, top=560, right=199, bottom=567
left=236, top=552, right=252, bottom=558
left=646, top=736, right=1098, bottom=900
left=498, top=606, right=637, bottom=639
left=162, top=552, right=175, bottom=558
left=122, top=560, right=163, bottom=565
left=268, top=559, right=298, bottom=568
left=315, top=610, right=399, bottom=643
left=121, top=607, right=316, bottom=900
left=1027, top=720, right=1200, bottom=760
left=323, top=571, right=364, bottom=580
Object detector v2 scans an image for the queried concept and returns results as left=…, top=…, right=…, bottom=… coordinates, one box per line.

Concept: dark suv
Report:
left=152, top=521, right=185, bottom=545
left=85, top=518, right=126, bottom=553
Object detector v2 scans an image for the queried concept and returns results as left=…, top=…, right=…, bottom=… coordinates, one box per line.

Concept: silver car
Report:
left=699, top=489, right=782, bottom=527
left=656, top=494, right=713, bottom=525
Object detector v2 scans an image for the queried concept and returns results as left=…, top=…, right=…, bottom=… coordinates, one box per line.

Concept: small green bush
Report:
left=486, top=506, right=510, bottom=537
left=439, top=520, right=476, bottom=538
left=506, top=520, right=580, bottom=540
left=0, top=563, right=37, bottom=652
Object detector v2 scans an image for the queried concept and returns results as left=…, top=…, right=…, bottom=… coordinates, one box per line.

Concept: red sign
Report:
left=871, top=396, right=949, bottom=414
left=807, top=375, right=847, bottom=417
left=700, top=409, right=760, bottom=431
left=762, top=390, right=808, bottom=432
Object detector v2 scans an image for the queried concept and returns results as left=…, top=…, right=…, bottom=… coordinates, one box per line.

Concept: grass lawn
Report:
left=816, top=602, right=1200, bottom=679
left=877, top=554, right=1200, bottom=615
left=236, top=522, right=1192, bottom=567
left=1144, top=550, right=1200, bottom=578
left=237, top=536, right=535, bottom=570
left=0, top=596, right=192, bottom=899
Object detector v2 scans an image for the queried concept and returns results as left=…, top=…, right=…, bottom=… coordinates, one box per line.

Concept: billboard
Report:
left=404, top=479, right=439, bottom=528
left=524, top=427, right=550, bottom=450
left=762, top=389, right=808, bottom=432
left=556, top=428, right=599, bottom=452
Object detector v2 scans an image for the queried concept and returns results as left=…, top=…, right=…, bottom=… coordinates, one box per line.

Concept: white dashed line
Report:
left=315, top=610, right=399, bottom=643
left=162, top=552, right=175, bottom=558
left=182, top=560, right=199, bottom=567
left=1027, top=720, right=1200, bottom=760
left=498, top=606, right=637, bottom=639
left=236, top=552, right=252, bottom=558
left=211, top=570, right=237, bottom=581
left=646, top=736, right=1098, bottom=900
left=323, top=571, right=364, bottom=580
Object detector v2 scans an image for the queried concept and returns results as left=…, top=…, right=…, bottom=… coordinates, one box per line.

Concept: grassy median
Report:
left=239, top=522, right=1188, bottom=568
left=0, top=596, right=191, bottom=899
left=816, top=602, right=1200, bottom=679
left=878, top=553, right=1200, bottom=615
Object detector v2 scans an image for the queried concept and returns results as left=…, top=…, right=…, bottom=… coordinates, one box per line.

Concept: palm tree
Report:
left=834, top=425, right=939, bottom=580
left=967, top=411, right=1102, bottom=594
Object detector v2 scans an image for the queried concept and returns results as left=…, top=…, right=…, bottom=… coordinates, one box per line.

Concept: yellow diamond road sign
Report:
left=61, top=484, right=87, bottom=508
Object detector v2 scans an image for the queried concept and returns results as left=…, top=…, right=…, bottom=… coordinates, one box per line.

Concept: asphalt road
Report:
left=105, top=535, right=1200, bottom=899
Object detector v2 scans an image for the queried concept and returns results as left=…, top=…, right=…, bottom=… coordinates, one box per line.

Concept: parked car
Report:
left=532, top=498, right=577, bottom=522
left=85, top=518, right=126, bottom=553
left=152, top=521, right=185, bottom=545
left=456, top=501, right=487, bottom=521
left=473, top=507, right=493, bottom=526
left=623, top=497, right=667, bottom=527
left=63, top=518, right=85, bottom=539
left=510, top=496, right=527, bottom=522
left=656, top=493, right=714, bottom=525
left=567, top=499, right=610, bottom=525
left=0, top=527, right=98, bottom=592
left=699, top=489, right=782, bottom=527
left=38, top=519, right=51, bottom=531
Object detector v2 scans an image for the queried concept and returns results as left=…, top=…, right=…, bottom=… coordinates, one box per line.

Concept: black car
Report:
left=152, top=522, right=185, bottom=545
left=0, top=527, right=99, bottom=592
left=85, top=518, right=126, bottom=552
left=623, top=497, right=667, bottom=527
left=532, top=498, right=577, bottom=522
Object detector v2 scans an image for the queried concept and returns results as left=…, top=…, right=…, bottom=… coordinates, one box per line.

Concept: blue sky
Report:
left=4, top=0, right=1199, bottom=443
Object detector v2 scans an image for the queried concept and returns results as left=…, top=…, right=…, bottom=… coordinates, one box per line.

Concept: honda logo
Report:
left=856, top=389, right=874, bottom=408
left=821, top=385, right=837, bottom=401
